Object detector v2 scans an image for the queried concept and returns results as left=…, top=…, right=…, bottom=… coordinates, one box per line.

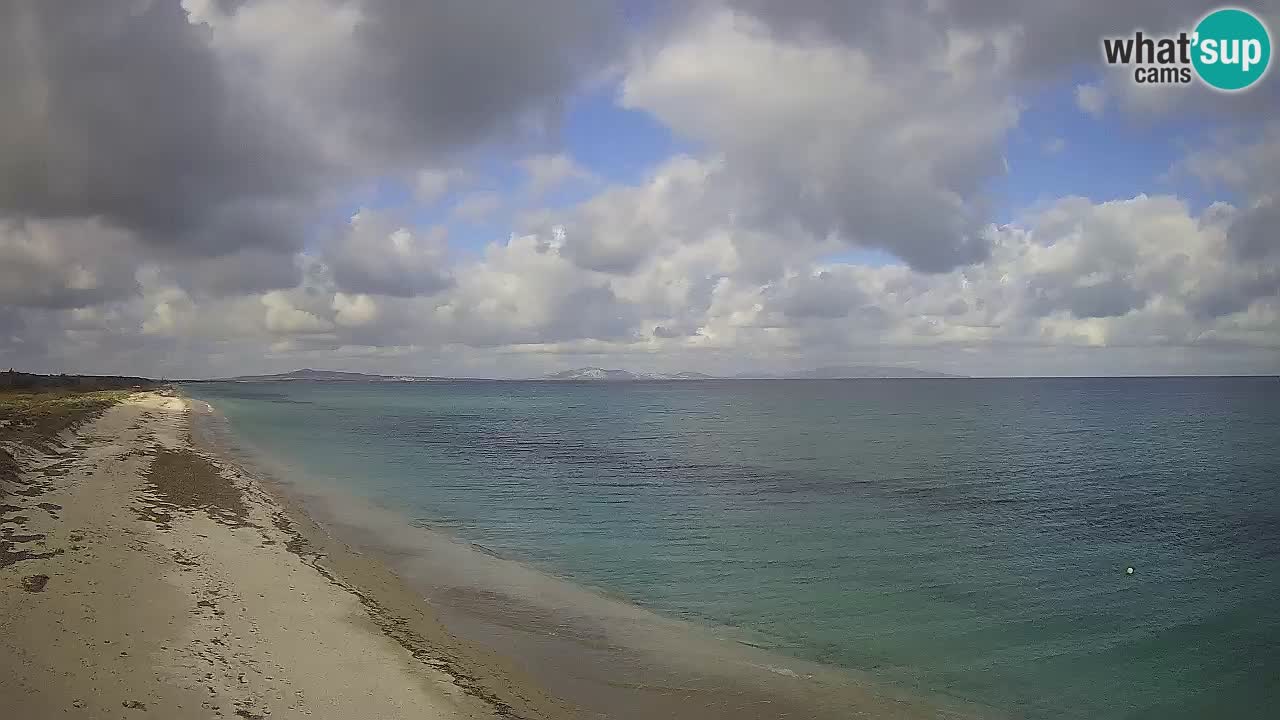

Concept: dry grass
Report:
left=0, top=390, right=131, bottom=445
left=1, top=389, right=132, bottom=567
left=0, top=389, right=132, bottom=495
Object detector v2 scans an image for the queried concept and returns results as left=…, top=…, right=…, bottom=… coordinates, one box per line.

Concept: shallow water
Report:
left=186, top=378, right=1280, bottom=719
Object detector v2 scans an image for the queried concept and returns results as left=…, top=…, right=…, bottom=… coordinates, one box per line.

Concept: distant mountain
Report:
left=208, top=369, right=453, bottom=383
left=541, top=366, right=961, bottom=381
left=662, top=371, right=717, bottom=380
left=232, top=369, right=380, bottom=382
left=738, top=365, right=964, bottom=379
left=198, top=365, right=960, bottom=383
left=541, top=367, right=716, bottom=381
left=542, top=367, right=644, bottom=381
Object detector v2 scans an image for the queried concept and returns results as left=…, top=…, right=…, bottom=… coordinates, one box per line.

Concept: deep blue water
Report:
left=186, top=378, right=1280, bottom=719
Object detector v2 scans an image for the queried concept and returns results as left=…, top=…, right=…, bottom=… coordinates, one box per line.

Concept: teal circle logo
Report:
left=1192, top=8, right=1272, bottom=91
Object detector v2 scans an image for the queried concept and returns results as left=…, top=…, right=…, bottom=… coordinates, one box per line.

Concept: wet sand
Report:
left=0, top=391, right=570, bottom=719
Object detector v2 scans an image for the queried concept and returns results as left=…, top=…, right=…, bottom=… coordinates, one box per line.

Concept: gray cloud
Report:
left=323, top=210, right=452, bottom=298
left=729, top=0, right=1280, bottom=119
left=1228, top=199, right=1280, bottom=261
left=0, top=0, right=325, bottom=254
left=546, top=157, right=720, bottom=274
left=167, top=249, right=303, bottom=298
left=729, top=0, right=1278, bottom=77
left=5, top=189, right=1277, bottom=377
left=1, top=0, right=1277, bottom=378
left=1061, top=279, right=1149, bottom=319
left=0, top=0, right=619, bottom=258
left=0, top=218, right=141, bottom=309
left=771, top=270, right=866, bottom=319
left=1181, top=125, right=1280, bottom=265
left=622, top=7, right=1012, bottom=273
left=325, top=0, right=617, bottom=168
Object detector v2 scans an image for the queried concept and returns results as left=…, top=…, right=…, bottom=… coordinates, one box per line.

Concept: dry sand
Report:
left=0, top=392, right=573, bottom=719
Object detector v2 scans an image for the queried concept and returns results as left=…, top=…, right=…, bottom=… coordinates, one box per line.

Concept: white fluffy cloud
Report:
left=621, top=8, right=1017, bottom=272
left=323, top=209, right=451, bottom=298
left=1, top=1, right=1277, bottom=378
left=2, top=188, right=1276, bottom=377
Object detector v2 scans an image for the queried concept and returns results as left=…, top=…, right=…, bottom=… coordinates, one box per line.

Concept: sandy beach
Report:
left=1, top=391, right=572, bottom=719
left=2, top=388, right=996, bottom=720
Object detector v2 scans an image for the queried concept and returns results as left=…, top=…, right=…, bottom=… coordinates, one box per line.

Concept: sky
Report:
left=1, top=0, right=1278, bottom=379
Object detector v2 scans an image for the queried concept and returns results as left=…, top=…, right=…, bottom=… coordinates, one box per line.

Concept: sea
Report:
left=184, top=377, right=1280, bottom=719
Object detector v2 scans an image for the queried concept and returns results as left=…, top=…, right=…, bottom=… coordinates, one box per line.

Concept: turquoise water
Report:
left=186, top=378, right=1280, bottom=719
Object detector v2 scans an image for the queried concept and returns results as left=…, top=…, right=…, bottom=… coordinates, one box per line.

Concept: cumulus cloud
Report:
left=185, top=0, right=620, bottom=170
left=768, top=269, right=869, bottom=320
left=1, top=1, right=1277, bottom=378
left=1179, top=124, right=1280, bottom=264
left=0, top=0, right=618, bottom=253
left=0, top=0, right=359, bottom=260
left=262, top=292, right=334, bottom=335
left=736, top=194, right=1278, bottom=359
left=332, top=293, right=380, bottom=328
left=323, top=209, right=452, bottom=298
left=525, top=156, right=726, bottom=274
left=622, top=8, right=1017, bottom=272
left=0, top=218, right=141, bottom=309
left=165, top=249, right=302, bottom=299
left=1179, top=124, right=1280, bottom=197
left=433, top=233, right=641, bottom=347
left=728, top=0, right=1276, bottom=80
left=731, top=0, right=1280, bottom=120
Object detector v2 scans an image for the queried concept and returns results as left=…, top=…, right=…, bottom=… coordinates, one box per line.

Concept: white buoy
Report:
left=1126, top=567, right=1134, bottom=575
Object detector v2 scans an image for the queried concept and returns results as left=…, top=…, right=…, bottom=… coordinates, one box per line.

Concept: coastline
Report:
left=3, top=389, right=995, bottom=719
left=187, top=390, right=997, bottom=720
left=1, top=391, right=572, bottom=719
